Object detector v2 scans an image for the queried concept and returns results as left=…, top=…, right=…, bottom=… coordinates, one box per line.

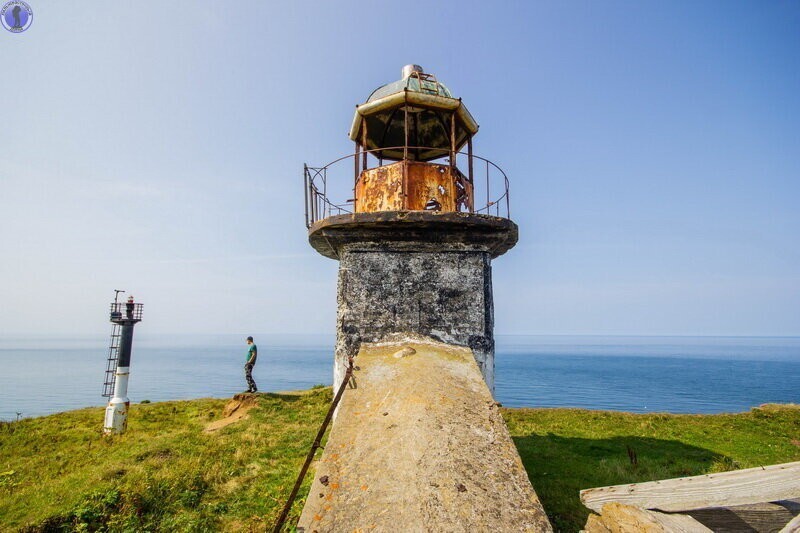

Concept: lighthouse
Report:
left=297, top=66, right=551, bottom=530
left=102, top=294, right=142, bottom=434
left=305, top=64, right=517, bottom=393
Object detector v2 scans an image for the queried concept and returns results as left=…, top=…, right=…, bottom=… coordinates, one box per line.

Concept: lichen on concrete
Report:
left=333, top=242, right=496, bottom=393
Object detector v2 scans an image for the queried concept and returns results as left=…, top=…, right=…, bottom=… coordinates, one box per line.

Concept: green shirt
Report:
left=246, top=344, right=257, bottom=364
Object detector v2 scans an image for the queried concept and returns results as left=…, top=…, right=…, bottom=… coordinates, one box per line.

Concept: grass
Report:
left=0, top=388, right=331, bottom=532
left=504, top=404, right=800, bottom=532
left=0, top=393, right=798, bottom=532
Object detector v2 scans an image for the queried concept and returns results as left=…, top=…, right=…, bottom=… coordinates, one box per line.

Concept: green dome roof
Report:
left=366, top=75, right=453, bottom=103
left=349, top=66, right=478, bottom=162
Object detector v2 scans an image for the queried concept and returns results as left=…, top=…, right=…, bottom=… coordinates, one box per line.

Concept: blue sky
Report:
left=1, top=1, right=798, bottom=337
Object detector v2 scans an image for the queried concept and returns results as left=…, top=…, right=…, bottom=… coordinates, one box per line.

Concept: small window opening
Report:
left=425, top=198, right=442, bottom=211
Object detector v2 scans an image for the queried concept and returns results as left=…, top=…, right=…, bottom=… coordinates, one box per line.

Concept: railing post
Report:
left=506, top=176, right=511, bottom=219
left=310, top=184, right=316, bottom=224
left=354, top=141, right=360, bottom=188
left=303, top=165, right=309, bottom=228
left=323, top=169, right=328, bottom=219
left=449, top=112, right=456, bottom=171
left=467, top=138, right=474, bottom=213
left=403, top=106, right=409, bottom=205
left=486, top=159, right=490, bottom=213
left=314, top=174, right=319, bottom=224
left=362, top=123, right=368, bottom=173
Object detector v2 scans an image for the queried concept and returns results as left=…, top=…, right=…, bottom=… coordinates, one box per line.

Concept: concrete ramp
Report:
left=297, top=337, right=552, bottom=532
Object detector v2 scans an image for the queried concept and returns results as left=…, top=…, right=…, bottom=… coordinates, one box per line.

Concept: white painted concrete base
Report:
left=103, top=366, right=130, bottom=435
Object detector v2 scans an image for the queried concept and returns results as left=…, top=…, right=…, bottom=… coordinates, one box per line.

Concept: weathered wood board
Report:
left=780, top=512, right=800, bottom=532
left=581, top=461, right=800, bottom=513
left=686, top=499, right=800, bottom=532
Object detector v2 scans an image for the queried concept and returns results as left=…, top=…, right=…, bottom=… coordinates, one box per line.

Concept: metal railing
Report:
left=304, top=146, right=510, bottom=228
left=109, top=302, right=143, bottom=322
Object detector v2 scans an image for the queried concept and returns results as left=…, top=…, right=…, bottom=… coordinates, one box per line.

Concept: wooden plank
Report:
left=580, top=461, right=800, bottom=513
left=780, top=513, right=800, bottom=533
left=686, top=500, right=799, bottom=532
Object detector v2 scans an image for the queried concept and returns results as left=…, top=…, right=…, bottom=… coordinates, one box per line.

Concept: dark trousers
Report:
left=244, top=362, right=257, bottom=392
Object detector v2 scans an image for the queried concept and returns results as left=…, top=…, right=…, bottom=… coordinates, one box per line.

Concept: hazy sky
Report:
left=1, top=1, right=798, bottom=337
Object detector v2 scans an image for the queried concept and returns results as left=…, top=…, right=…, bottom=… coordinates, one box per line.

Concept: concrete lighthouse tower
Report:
left=305, top=64, right=517, bottom=393
left=298, top=66, right=551, bottom=531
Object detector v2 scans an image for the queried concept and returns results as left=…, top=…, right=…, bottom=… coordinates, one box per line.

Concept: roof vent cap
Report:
left=402, top=64, right=424, bottom=79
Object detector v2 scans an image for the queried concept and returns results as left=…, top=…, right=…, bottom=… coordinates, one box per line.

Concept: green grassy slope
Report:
left=1, top=391, right=798, bottom=532
left=504, top=405, right=800, bottom=531
left=0, top=389, right=331, bottom=532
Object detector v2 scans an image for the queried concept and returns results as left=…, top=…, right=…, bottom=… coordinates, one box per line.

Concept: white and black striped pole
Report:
left=103, top=296, right=142, bottom=435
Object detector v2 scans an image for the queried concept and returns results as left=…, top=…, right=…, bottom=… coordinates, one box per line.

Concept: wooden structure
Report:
left=581, top=461, right=800, bottom=532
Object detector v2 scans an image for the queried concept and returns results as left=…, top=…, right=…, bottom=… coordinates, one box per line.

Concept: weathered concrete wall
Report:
left=333, top=242, right=495, bottom=392
left=297, top=338, right=552, bottom=532
left=308, top=211, right=519, bottom=261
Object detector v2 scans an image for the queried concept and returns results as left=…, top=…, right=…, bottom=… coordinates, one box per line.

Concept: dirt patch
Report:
left=757, top=403, right=800, bottom=412
left=204, top=394, right=259, bottom=433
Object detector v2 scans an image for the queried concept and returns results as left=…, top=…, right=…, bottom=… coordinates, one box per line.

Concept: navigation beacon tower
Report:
left=304, top=65, right=517, bottom=392
left=102, top=292, right=143, bottom=434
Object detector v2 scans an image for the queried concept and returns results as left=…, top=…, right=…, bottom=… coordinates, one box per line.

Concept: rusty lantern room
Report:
left=349, top=63, right=479, bottom=213
left=304, top=65, right=518, bottom=392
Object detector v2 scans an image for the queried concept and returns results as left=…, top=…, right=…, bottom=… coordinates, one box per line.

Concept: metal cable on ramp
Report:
left=272, top=357, right=355, bottom=532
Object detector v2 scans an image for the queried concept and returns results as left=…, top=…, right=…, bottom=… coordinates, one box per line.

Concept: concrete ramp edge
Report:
left=297, top=335, right=552, bottom=532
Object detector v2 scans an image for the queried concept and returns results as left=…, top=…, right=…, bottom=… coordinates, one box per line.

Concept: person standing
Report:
left=244, top=336, right=258, bottom=393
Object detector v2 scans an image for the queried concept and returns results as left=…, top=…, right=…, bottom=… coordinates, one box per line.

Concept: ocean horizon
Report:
left=1, top=334, right=798, bottom=421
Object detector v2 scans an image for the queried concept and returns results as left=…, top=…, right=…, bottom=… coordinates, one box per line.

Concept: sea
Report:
left=1, top=335, right=798, bottom=421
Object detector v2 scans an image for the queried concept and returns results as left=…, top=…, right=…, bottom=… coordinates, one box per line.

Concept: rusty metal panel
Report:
left=455, top=172, right=474, bottom=212
left=355, top=162, right=404, bottom=213
left=404, top=161, right=456, bottom=212
left=356, top=161, right=458, bottom=213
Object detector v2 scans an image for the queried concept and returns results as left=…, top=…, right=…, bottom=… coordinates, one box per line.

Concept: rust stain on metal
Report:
left=455, top=169, right=474, bottom=212
left=355, top=161, right=457, bottom=213
left=404, top=161, right=455, bottom=211
left=355, top=162, right=404, bottom=212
